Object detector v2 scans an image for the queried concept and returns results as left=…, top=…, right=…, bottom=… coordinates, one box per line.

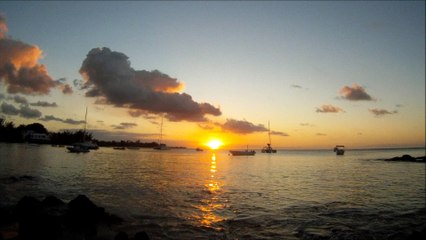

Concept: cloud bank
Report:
left=79, top=47, right=221, bottom=122
left=39, top=115, right=85, bottom=125
left=340, top=84, right=374, bottom=101
left=0, top=102, right=41, bottom=119
left=369, top=108, right=398, bottom=117
left=0, top=15, right=72, bottom=95
left=316, top=104, right=344, bottom=113
left=111, top=122, right=138, bottom=130
left=220, top=118, right=288, bottom=136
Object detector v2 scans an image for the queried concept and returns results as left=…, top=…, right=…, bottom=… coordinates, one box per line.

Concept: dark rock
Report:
left=65, top=195, right=104, bottom=236
left=2, top=195, right=125, bottom=240
left=14, top=196, right=42, bottom=220
left=115, top=231, right=129, bottom=240
left=134, top=231, right=150, bottom=240
left=385, top=155, right=426, bottom=162
left=42, top=195, right=65, bottom=208
left=14, top=196, right=62, bottom=240
left=0, top=206, right=15, bottom=227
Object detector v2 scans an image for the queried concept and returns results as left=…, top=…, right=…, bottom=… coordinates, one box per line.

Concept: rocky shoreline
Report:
left=0, top=195, right=149, bottom=240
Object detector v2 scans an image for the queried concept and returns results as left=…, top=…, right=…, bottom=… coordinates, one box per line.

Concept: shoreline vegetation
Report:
left=1, top=119, right=424, bottom=150
left=0, top=119, right=168, bottom=149
left=0, top=194, right=150, bottom=240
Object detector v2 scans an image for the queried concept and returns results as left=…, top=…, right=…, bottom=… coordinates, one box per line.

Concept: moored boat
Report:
left=334, top=145, right=345, bottom=155
left=113, top=146, right=126, bottom=150
left=261, top=143, right=277, bottom=153
left=261, top=121, right=277, bottom=153
left=67, top=144, right=90, bottom=153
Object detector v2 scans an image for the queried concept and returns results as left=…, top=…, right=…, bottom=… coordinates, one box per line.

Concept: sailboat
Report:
left=67, top=107, right=98, bottom=153
left=261, top=121, right=277, bottom=153
left=153, top=116, right=169, bottom=150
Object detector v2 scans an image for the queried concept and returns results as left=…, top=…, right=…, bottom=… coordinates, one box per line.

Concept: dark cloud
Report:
left=291, top=84, right=302, bottom=89
left=39, top=115, right=85, bottom=125
left=369, top=108, right=398, bottom=117
left=111, top=122, right=138, bottom=130
left=19, top=105, right=42, bottom=118
left=88, top=129, right=157, bottom=141
left=128, top=109, right=157, bottom=120
left=0, top=102, right=41, bottom=118
left=12, top=95, right=28, bottom=105
left=316, top=133, right=327, bottom=136
left=300, top=122, right=314, bottom=127
left=219, top=118, right=289, bottom=136
left=316, top=104, right=344, bottom=113
left=79, top=47, right=221, bottom=122
left=340, top=84, right=374, bottom=101
left=220, top=118, right=267, bottom=134
left=271, top=130, right=289, bottom=137
left=60, top=84, right=73, bottom=94
left=1, top=102, right=19, bottom=115
left=30, top=101, right=58, bottom=107
left=0, top=15, right=72, bottom=95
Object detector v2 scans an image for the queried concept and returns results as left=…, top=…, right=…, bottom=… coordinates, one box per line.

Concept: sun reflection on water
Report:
left=195, top=152, right=225, bottom=229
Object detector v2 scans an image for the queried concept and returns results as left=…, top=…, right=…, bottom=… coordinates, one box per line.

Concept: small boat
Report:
left=195, top=147, right=204, bottom=152
left=113, top=146, right=126, bottom=150
left=153, top=143, right=169, bottom=150
left=230, top=145, right=256, bottom=156
left=230, top=150, right=256, bottom=156
left=334, top=145, right=345, bottom=155
left=67, top=144, right=90, bottom=153
left=261, top=121, right=277, bottom=153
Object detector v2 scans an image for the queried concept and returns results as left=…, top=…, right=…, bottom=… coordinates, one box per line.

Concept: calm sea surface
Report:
left=0, top=143, right=425, bottom=239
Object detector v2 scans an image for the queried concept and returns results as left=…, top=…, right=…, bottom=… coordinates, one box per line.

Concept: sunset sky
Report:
left=0, top=1, right=424, bottom=149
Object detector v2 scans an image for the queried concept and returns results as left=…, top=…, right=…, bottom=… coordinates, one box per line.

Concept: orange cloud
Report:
left=0, top=15, right=7, bottom=39
left=0, top=15, right=72, bottom=95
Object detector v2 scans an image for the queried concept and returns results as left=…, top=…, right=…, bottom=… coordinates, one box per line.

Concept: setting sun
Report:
left=207, top=139, right=223, bottom=150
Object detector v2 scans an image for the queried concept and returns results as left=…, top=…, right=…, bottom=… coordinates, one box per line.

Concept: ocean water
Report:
left=0, top=143, right=425, bottom=239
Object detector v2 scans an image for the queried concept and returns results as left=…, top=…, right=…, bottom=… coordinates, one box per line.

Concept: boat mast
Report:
left=83, top=107, right=88, bottom=142
left=158, top=116, right=163, bottom=145
left=268, top=121, right=271, bottom=146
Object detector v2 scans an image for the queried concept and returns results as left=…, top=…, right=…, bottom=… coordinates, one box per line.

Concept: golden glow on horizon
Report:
left=206, top=139, right=223, bottom=150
